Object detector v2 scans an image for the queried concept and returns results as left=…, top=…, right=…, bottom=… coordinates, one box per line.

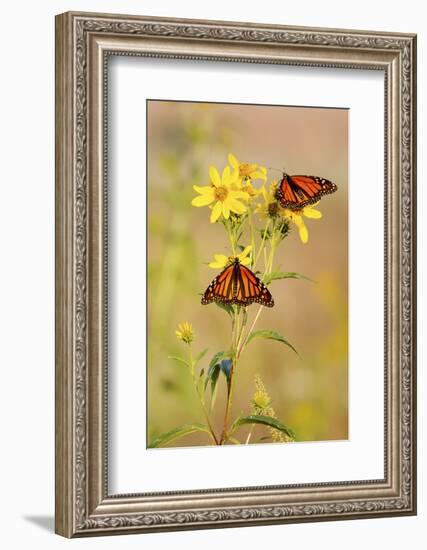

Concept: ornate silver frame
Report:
left=55, top=11, right=417, bottom=537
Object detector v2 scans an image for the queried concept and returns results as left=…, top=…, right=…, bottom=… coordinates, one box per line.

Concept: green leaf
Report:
left=197, top=368, right=205, bottom=396
left=209, top=376, right=220, bottom=411
left=206, top=352, right=227, bottom=381
left=148, top=423, right=211, bottom=448
left=194, top=348, right=208, bottom=364
left=263, top=271, right=314, bottom=285
left=204, top=351, right=226, bottom=407
left=229, top=412, right=244, bottom=435
left=219, top=358, right=233, bottom=392
left=231, top=415, right=295, bottom=440
left=168, top=355, right=189, bottom=367
left=245, top=330, right=300, bottom=357
left=214, top=301, right=234, bottom=317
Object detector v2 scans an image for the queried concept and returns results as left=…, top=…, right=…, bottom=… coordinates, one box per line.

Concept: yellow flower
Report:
left=191, top=165, right=249, bottom=223
left=280, top=203, right=322, bottom=244
left=252, top=374, right=293, bottom=443
left=208, top=245, right=252, bottom=269
left=228, top=153, right=267, bottom=182
left=241, top=179, right=263, bottom=199
left=255, top=180, right=280, bottom=220
left=253, top=390, right=271, bottom=410
left=175, top=321, right=195, bottom=344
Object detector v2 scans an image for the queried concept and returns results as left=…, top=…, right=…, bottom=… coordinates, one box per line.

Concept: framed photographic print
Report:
left=55, top=11, right=417, bottom=537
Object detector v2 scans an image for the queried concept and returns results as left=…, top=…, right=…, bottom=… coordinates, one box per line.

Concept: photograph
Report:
left=146, top=100, right=348, bottom=448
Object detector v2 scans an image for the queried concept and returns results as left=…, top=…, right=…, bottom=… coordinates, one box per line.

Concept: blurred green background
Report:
left=147, top=100, right=348, bottom=447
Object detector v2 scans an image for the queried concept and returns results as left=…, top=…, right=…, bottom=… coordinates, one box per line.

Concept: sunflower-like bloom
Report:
left=228, top=153, right=267, bottom=183
left=280, top=203, right=322, bottom=244
left=208, top=245, right=252, bottom=269
left=175, top=321, right=195, bottom=344
left=255, top=180, right=281, bottom=220
left=191, top=165, right=249, bottom=223
left=240, top=179, right=263, bottom=199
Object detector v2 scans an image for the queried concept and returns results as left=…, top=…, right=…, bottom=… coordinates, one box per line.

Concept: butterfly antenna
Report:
left=266, top=166, right=284, bottom=173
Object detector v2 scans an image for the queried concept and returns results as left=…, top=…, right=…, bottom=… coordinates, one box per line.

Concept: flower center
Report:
left=214, top=186, right=229, bottom=202
left=239, top=164, right=254, bottom=177
left=242, top=184, right=256, bottom=197
left=268, top=202, right=279, bottom=217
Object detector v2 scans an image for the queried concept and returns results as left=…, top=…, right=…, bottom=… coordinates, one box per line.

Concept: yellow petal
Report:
left=229, top=189, right=250, bottom=200
left=208, top=254, right=228, bottom=269
left=193, top=184, right=213, bottom=195
left=250, top=169, right=267, bottom=181
left=240, top=257, right=252, bottom=266
left=281, top=209, right=291, bottom=220
left=210, top=201, right=222, bottom=223
left=222, top=165, right=231, bottom=186
left=291, top=213, right=304, bottom=228
left=228, top=153, right=239, bottom=169
left=299, top=225, right=309, bottom=243
left=291, top=214, right=308, bottom=243
left=209, top=166, right=221, bottom=187
left=304, top=207, right=322, bottom=219
left=215, top=254, right=228, bottom=264
left=231, top=177, right=244, bottom=190
left=192, top=193, right=214, bottom=207
left=228, top=197, right=247, bottom=215
left=229, top=166, right=240, bottom=185
left=222, top=201, right=230, bottom=219
left=260, top=185, right=268, bottom=202
left=239, top=245, right=253, bottom=260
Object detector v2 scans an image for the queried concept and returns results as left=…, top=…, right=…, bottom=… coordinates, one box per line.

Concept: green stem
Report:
left=236, top=308, right=248, bottom=353
left=254, top=219, right=271, bottom=268
left=189, top=346, right=219, bottom=445
left=245, top=425, right=255, bottom=444
left=219, top=357, right=235, bottom=445
left=248, top=209, right=256, bottom=267
left=225, top=219, right=236, bottom=256
left=237, top=226, right=278, bottom=359
left=237, top=305, right=263, bottom=359
left=220, top=307, right=240, bottom=445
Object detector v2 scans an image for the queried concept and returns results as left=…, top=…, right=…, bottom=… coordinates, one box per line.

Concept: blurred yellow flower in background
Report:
left=208, top=245, right=253, bottom=269
left=228, top=153, right=267, bottom=183
left=252, top=374, right=293, bottom=443
left=281, top=203, right=322, bottom=244
left=191, top=165, right=249, bottom=223
left=175, top=321, right=195, bottom=344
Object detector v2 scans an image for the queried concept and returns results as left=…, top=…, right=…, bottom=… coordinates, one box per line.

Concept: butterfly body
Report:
left=277, top=173, right=337, bottom=210
left=202, top=258, right=274, bottom=308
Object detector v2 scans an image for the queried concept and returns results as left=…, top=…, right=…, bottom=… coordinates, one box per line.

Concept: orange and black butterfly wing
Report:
left=201, top=261, right=274, bottom=307
left=277, top=174, right=337, bottom=210
left=201, top=264, right=235, bottom=305
left=233, top=263, right=274, bottom=307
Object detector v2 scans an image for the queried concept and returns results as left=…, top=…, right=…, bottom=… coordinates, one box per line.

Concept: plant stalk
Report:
left=189, top=346, right=219, bottom=445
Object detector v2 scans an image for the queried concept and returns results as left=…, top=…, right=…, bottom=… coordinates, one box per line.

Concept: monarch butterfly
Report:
left=276, top=173, right=337, bottom=210
left=202, top=258, right=274, bottom=308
